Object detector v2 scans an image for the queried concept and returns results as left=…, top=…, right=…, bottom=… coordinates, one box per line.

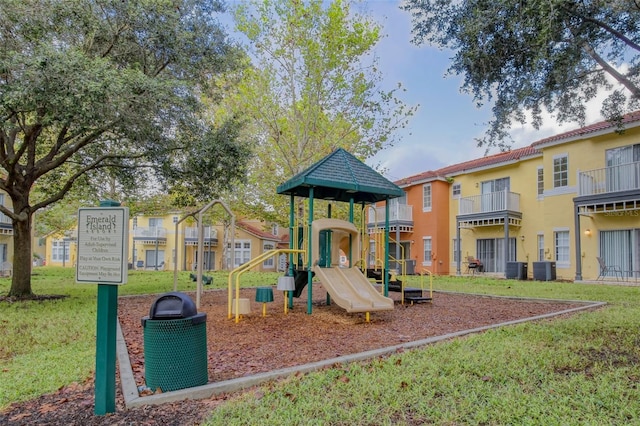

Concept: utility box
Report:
left=506, top=262, right=528, bottom=280
left=142, top=292, right=208, bottom=392
left=533, top=261, right=556, bottom=281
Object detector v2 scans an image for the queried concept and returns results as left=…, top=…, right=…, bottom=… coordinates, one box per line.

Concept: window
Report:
left=537, top=234, right=545, bottom=261
left=51, top=240, right=70, bottom=262
left=173, top=216, right=179, bottom=224
left=231, top=240, right=251, bottom=267
left=422, top=184, right=432, bottom=212
left=553, top=155, right=568, bottom=188
left=606, top=143, right=640, bottom=166
left=452, top=183, right=461, bottom=198
left=452, top=238, right=459, bottom=262
left=263, top=242, right=275, bottom=268
left=554, top=230, right=570, bottom=265
left=422, top=237, right=432, bottom=266
left=391, top=192, right=407, bottom=206
left=368, top=240, right=376, bottom=267
left=149, top=218, right=163, bottom=227
left=606, top=144, right=640, bottom=191
left=132, top=217, right=138, bottom=229
left=537, top=167, right=544, bottom=196
left=271, top=224, right=279, bottom=236
left=477, top=238, right=516, bottom=273
left=481, top=177, right=510, bottom=193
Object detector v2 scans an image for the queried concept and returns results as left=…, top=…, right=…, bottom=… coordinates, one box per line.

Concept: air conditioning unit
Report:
left=533, top=261, right=556, bottom=281
left=506, top=262, right=528, bottom=280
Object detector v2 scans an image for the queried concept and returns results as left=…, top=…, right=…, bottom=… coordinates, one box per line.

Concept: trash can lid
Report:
left=149, top=292, right=198, bottom=319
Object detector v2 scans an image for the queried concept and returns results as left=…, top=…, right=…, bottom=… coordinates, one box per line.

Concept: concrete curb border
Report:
left=117, top=296, right=606, bottom=408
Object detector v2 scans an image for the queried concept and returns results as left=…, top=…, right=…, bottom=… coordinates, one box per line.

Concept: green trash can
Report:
left=142, top=292, right=208, bottom=392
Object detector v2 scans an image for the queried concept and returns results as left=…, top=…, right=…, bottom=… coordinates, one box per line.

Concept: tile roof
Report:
left=395, top=110, right=640, bottom=187
left=237, top=221, right=280, bottom=241
left=532, top=110, right=640, bottom=147
left=396, top=146, right=540, bottom=186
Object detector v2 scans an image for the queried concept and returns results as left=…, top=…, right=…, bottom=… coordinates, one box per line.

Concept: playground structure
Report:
left=226, top=148, right=433, bottom=323
left=310, top=218, right=394, bottom=320
left=173, top=199, right=235, bottom=308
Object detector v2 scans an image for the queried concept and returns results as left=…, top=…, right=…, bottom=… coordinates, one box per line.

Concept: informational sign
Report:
left=76, top=207, right=129, bottom=284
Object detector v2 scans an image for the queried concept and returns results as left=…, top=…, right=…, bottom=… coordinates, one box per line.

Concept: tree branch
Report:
left=31, top=153, right=149, bottom=212
left=582, top=42, right=640, bottom=98
left=563, top=5, right=640, bottom=52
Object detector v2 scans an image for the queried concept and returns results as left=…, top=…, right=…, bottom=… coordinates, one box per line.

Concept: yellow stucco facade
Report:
left=392, top=112, right=640, bottom=282
left=41, top=212, right=286, bottom=274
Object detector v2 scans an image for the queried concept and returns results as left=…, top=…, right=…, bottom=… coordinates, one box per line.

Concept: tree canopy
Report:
left=403, top=0, right=640, bottom=150
left=229, top=0, right=417, bottom=222
left=0, top=0, right=248, bottom=297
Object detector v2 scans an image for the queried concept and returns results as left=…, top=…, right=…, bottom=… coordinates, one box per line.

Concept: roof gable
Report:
left=277, top=148, right=404, bottom=203
left=237, top=221, right=280, bottom=241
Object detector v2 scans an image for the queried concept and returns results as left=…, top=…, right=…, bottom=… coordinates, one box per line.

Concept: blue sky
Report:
left=222, top=1, right=611, bottom=182
left=361, top=0, right=494, bottom=180
left=359, top=1, right=609, bottom=181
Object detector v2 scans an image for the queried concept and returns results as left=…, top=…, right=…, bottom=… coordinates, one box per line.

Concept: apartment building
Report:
left=372, top=111, right=640, bottom=282
left=42, top=212, right=288, bottom=273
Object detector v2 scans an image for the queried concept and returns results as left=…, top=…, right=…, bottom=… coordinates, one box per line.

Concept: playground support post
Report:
left=307, top=188, right=314, bottom=314
left=288, top=194, right=295, bottom=309
left=384, top=199, right=390, bottom=297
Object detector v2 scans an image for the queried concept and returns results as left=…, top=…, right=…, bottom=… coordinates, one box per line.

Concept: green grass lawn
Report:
left=2, top=268, right=640, bottom=425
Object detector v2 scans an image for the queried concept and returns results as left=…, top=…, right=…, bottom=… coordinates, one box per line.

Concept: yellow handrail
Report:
left=420, top=268, right=433, bottom=301
left=228, top=249, right=305, bottom=323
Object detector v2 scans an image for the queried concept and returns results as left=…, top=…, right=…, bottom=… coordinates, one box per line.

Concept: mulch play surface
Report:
left=1, top=284, right=590, bottom=425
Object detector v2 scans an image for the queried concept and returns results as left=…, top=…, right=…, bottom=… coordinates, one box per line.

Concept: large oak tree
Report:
left=0, top=0, right=247, bottom=297
left=403, top=0, right=640, bottom=150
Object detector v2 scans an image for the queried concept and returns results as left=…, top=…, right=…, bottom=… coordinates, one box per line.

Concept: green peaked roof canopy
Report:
left=276, top=148, right=404, bottom=203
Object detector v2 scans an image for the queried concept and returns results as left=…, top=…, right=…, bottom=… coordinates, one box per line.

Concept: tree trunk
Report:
left=8, top=213, right=33, bottom=298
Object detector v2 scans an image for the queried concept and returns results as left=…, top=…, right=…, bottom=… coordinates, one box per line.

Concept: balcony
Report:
left=184, top=226, right=218, bottom=246
left=133, top=226, right=167, bottom=245
left=578, top=162, right=640, bottom=196
left=575, top=162, right=640, bottom=214
left=457, top=191, right=522, bottom=227
left=367, top=204, right=413, bottom=233
left=459, top=190, right=520, bottom=214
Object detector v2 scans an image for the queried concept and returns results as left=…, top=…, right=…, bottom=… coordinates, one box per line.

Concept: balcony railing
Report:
left=578, top=162, right=640, bottom=196
left=133, top=226, right=166, bottom=239
left=459, top=190, right=520, bottom=215
left=367, top=204, right=413, bottom=225
left=184, top=226, right=218, bottom=240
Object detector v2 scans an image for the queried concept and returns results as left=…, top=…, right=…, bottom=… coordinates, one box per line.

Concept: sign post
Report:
left=76, top=202, right=128, bottom=415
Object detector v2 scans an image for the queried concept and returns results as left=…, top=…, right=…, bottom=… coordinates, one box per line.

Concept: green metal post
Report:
left=94, top=199, right=120, bottom=415
left=95, top=284, right=118, bottom=415
left=326, top=203, right=331, bottom=306
left=307, top=188, right=314, bottom=314
left=348, top=199, right=354, bottom=267
left=384, top=199, right=390, bottom=297
left=288, top=195, right=295, bottom=309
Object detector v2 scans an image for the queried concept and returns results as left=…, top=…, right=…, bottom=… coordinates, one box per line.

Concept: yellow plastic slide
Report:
left=312, top=266, right=394, bottom=313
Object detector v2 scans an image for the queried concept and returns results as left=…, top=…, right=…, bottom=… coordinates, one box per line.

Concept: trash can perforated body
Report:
left=142, top=292, right=208, bottom=392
